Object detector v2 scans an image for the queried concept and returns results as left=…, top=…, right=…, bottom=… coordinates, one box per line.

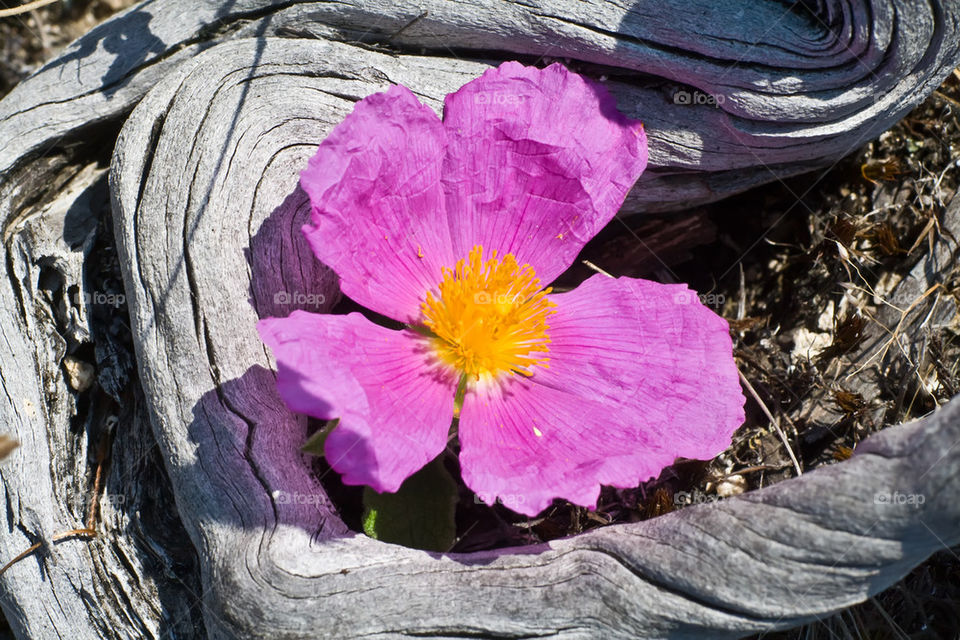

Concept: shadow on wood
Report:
left=2, top=1, right=960, bottom=638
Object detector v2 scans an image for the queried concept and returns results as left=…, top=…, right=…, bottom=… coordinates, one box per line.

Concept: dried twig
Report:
left=0, top=0, right=60, bottom=18
left=738, top=368, right=804, bottom=476
left=581, top=260, right=614, bottom=278
left=0, top=429, right=111, bottom=577
left=848, top=284, right=943, bottom=377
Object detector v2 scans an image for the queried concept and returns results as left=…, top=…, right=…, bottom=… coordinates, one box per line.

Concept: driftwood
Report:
left=1, top=1, right=960, bottom=638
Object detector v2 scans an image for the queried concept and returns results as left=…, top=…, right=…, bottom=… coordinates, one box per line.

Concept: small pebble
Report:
left=63, top=356, right=95, bottom=392
left=716, top=475, right=747, bottom=498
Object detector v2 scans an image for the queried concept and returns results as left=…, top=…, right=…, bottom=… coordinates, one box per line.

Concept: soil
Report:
left=2, top=3, right=958, bottom=638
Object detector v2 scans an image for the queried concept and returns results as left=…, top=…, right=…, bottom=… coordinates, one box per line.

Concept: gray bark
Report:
left=1, top=1, right=960, bottom=638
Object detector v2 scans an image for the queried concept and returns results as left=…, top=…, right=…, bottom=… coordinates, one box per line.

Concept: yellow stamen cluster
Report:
left=421, top=245, right=556, bottom=380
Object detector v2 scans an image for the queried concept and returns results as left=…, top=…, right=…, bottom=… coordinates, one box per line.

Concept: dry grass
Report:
left=2, top=2, right=959, bottom=637
left=0, top=0, right=135, bottom=96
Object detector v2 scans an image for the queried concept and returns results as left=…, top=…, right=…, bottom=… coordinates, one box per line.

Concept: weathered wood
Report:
left=0, top=167, right=204, bottom=639
left=1, top=1, right=960, bottom=638
left=4, top=0, right=960, bottom=214
left=108, top=36, right=960, bottom=639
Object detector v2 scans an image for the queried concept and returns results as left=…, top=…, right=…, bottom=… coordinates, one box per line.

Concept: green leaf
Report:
left=362, top=456, right=458, bottom=552
left=300, top=418, right=339, bottom=457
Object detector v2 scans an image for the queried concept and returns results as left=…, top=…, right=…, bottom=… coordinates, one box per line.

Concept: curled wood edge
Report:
left=1, top=0, right=959, bottom=636
left=5, top=0, right=960, bottom=213
left=106, top=36, right=960, bottom=640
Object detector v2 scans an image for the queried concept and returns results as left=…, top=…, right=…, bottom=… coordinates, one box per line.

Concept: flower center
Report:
left=421, top=245, right=556, bottom=380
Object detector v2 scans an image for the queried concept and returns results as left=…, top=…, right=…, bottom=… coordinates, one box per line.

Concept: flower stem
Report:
left=452, top=373, right=468, bottom=420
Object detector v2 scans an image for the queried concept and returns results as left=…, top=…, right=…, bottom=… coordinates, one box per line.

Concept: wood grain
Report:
left=1, top=1, right=960, bottom=637
left=111, top=37, right=960, bottom=639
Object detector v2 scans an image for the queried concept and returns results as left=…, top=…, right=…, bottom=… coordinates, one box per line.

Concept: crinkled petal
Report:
left=258, top=311, right=456, bottom=492
left=540, top=275, right=745, bottom=456
left=458, top=275, right=745, bottom=516
left=459, top=378, right=678, bottom=516
left=300, top=85, right=454, bottom=323
left=441, top=62, right=647, bottom=283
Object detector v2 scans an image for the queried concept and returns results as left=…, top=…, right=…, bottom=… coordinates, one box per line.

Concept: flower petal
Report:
left=300, top=85, right=455, bottom=322
left=540, top=275, right=745, bottom=457
left=258, top=311, right=456, bottom=492
left=458, top=275, right=744, bottom=516
left=459, top=378, right=678, bottom=517
left=441, top=62, right=647, bottom=283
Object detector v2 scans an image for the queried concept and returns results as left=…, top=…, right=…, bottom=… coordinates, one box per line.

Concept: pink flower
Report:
left=258, top=62, right=745, bottom=517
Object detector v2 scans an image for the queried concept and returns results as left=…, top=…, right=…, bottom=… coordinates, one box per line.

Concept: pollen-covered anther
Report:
left=421, top=245, right=556, bottom=379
